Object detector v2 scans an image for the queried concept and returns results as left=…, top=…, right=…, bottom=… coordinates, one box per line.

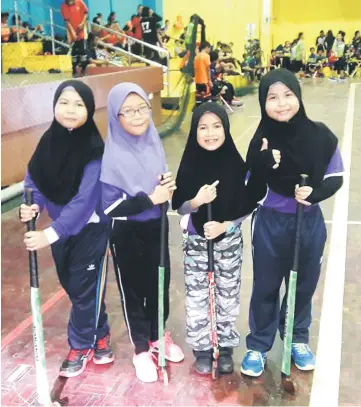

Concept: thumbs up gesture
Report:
left=261, top=138, right=281, bottom=169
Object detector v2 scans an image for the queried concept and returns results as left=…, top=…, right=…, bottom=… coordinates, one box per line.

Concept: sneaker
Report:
left=93, top=334, right=115, bottom=365
left=133, top=351, right=158, bottom=383
left=291, top=343, right=316, bottom=371
left=59, top=348, right=93, bottom=378
left=150, top=332, right=184, bottom=363
left=240, top=350, right=267, bottom=377
left=231, top=99, right=243, bottom=107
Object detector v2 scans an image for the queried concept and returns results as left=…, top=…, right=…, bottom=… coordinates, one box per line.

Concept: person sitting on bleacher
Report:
left=10, top=15, right=26, bottom=42
left=1, top=12, right=10, bottom=43
left=269, top=49, right=281, bottom=70
left=314, top=48, right=328, bottom=77
left=22, top=22, right=44, bottom=42
left=86, top=33, right=110, bottom=69
left=210, top=50, right=243, bottom=107
left=240, top=53, right=256, bottom=82
left=305, top=47, right=318, bottom=76
left=346, top=45, right=361, bottom=77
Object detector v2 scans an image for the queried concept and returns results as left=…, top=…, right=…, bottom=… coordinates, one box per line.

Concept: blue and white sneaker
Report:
left=291, top=343, right=316, bottom=371
left=240, top=350, right=267, bottom=377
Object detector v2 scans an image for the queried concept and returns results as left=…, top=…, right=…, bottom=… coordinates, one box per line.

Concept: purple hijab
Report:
left=100, top=82, right=167, bottom=195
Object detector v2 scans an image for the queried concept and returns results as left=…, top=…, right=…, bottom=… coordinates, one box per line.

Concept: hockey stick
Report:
left=158, top=200, right=168, bottom=385
left=281, top=174, right=308, bottom=393
left=25, top=188, right=53, bottom=406
left=207, top=203, right=219, bottom=379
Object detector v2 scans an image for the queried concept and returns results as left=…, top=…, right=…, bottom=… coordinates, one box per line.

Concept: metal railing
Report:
left=90, top=22, right=171, bottom=95
left=10, top=0, right=170, bottom=94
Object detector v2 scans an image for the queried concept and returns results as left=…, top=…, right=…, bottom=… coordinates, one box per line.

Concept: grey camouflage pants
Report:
left=183, top=227, right=243, bottom=351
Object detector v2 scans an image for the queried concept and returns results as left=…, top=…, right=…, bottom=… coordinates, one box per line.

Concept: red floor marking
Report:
left=1, top=288, right=66, bottom=351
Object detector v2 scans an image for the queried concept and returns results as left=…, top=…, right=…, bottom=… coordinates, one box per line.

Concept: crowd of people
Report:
left=270, top=30, right=361, bottom=80
left=1, top=11, right=44, bottom=43
left=2, top=1, right=361, bottom=84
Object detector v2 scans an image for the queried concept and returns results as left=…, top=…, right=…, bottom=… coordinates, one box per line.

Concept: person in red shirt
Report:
left=61, top=0, right=88, bottom=77
left=124, top=15, right=142, bottom=55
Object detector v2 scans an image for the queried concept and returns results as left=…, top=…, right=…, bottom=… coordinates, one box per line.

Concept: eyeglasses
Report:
left=118, top=105, right=151, bottom=118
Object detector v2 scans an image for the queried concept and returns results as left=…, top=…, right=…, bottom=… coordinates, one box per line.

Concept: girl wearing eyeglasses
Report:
left=100, top=82, right=184, bottom=383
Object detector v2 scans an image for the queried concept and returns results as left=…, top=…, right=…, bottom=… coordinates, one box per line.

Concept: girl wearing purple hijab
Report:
left=101, top=82, right=184, bottom=383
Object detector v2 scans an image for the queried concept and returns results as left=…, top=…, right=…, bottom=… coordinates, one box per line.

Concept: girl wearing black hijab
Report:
left=172, top=103, right=264, bottom=375
left=241, top=69, right=344, bottom=378
left=20, top=80, right=114, bottom=378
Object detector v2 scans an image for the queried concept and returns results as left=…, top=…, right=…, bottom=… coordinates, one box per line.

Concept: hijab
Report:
left=247, top=69, right=338, bottom=197
left=28, top=80, right=104, bottom=205
left=172, top=103, right=248, bottom=241
left=100, top=82, right=167, bottom=195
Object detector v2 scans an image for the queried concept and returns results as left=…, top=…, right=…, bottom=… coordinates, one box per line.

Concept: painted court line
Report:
left=310, top=83, right=355, bottom=407
left=1, top=288, right=66, bottom=351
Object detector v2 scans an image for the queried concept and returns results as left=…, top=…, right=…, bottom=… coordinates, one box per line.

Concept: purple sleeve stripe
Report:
left=325, top=148, right=344, bottom=175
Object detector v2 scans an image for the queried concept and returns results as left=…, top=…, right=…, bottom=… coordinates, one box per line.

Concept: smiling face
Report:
left=118, top=93, right=151, bottom=136
left=197, top=112, right=226, bottom=151
left=54, top=89, right=88, bottom=129
left=265, top=82, right=300, bottom=122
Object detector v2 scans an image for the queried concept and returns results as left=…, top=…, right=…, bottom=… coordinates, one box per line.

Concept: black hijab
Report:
left=172, top=103, right=248, bottom=241
left=246, top=69, right=337, bottom=197
left=28, top=80, right=104, bottom=205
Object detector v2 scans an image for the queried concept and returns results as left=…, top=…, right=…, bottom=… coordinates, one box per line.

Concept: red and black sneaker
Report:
left=59, top=348, right=93, bottom=378
left=93, top=334, right=115, bottom=365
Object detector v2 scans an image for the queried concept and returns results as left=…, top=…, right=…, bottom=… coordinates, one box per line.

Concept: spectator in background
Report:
left=269, top=49, right=281, bottom=70
left=306, top=47, right=318, bottom=76
left=194, top=41, right=212, bottom=104
left=141, top=7, right=162, bottom=61
left=210, top=50, right=243, bottom=106
left=124, top=14, right=142, bottom=55
left=61, top=0, right=88, bottom=77
left=240, top=53, right=256, bottom=81
left=137, top=5, right=143, bottom=17
left=91, top=13, right=103, bottom=36
left=330, top=32, right=346, bottom=80
left=86, top=33, right=110, bottom=69
left=107, top=12, right=117, bottom=26
left=161, top=19, right=170, bottom=43
left=352, top=30, right=361, bottom=50
left=282, top=41, right=292, bottom=70
left=175, top=39, right=186, bottom=58
left=10, top=15, right=26, bottom=42
left=22, top=22, right=44, bottom=42
left=184, top=15, right=196, bottom=51
left=99, top=21, right=125, bottom=49
left=293, top=32, right=305, bottom=75
left=1, top=12, right=10, bottom=43
left=325, top=30, right=335, bottom=54
left=315, top=30, right=326, bottom=52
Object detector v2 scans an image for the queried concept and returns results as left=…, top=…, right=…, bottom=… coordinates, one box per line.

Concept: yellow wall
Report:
left=272, top=0, right=361, bottom=53
left=163, top=0, right=263, bottom=58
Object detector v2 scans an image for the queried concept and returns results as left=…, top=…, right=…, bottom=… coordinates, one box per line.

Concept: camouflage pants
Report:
left=183, top=227, right=243, bottom=351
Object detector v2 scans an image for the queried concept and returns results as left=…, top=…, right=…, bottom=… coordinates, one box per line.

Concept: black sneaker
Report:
left=194, top=350, right=212, bottom=375
left=93, top=334, right=115, bottom=365
left=59, top=348, right=93, bottom=378
left=218, top=347, right=234, bottom=374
